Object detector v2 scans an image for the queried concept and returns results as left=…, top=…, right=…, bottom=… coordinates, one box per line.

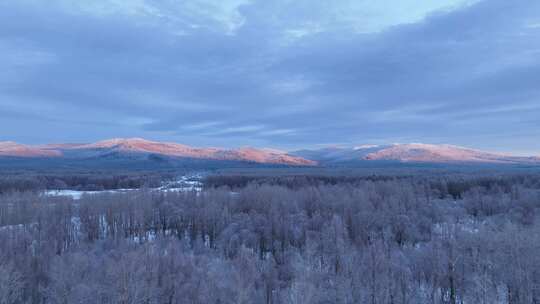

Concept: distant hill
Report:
left=0, top=138, right=315, bottom=167
left=292, top=143, right=540, bottom=166
left=1, top=139, right=539, bottom=170
left=0, top=141, right=61, bottom=158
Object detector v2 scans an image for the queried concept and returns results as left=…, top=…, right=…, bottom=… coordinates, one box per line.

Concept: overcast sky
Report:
left=1, top=0, right=539, bottom=154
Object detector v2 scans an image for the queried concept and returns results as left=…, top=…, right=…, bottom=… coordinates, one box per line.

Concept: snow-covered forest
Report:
left=1, top=172, right=540, bottom=303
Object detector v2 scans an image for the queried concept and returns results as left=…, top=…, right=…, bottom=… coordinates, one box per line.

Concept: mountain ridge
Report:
left=1, top=139, right=539, bottom=167
left=0, top=138, right=315, bottom=166
left=292, top=143, right=540, bottom=165
left=0, top=141, right=62, bottom=158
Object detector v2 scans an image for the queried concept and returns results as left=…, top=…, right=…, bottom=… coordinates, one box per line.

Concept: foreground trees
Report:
left=0, top=173, right=539, bottom=303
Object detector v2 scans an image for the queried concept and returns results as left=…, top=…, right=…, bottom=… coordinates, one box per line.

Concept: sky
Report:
left=0, top=0, right=539, bottom=154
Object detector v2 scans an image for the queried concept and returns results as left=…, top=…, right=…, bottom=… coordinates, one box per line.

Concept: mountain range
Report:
left=0, top=138, right=539, bottom=168
left=292, top=143, right=540, bottom=165
left=0, top=138, right=313, bottom=166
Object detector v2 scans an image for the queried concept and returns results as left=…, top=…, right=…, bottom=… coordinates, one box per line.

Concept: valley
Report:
left=42, top=173, right=204, bottom=199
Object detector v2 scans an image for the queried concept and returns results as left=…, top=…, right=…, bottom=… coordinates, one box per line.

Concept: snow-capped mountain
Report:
left=292, top=143, right=540, bottom=165
left=291, top=145, right=391, bottom=163
left=1, top=138, right=315, bottom=166
left=362, top=143, right=518, bottom=163
left=0, top=141, right=62, bottom=158
left=1, top=139, right=539, bottom=167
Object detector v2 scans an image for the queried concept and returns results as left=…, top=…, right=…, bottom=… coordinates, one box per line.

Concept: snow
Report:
left=42, top=174, right=204, bottom=200
left=43, top=189, right=137, bottom=200
left=353, top=144, right=380, bottom=150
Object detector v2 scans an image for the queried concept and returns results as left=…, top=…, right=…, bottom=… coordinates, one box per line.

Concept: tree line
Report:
left=0, top=171, right=171, bottom=193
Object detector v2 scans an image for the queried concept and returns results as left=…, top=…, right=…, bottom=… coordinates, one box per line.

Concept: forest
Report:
left=1, top=171, right=540, bottom=303
left=0, top=171, right=171, bottom=193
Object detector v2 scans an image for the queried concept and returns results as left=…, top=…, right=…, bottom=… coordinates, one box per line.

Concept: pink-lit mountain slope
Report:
left=0, top=142, right=62, bottom=158
left=2, top=139, right=539, bottom=167
left=292, top=143, right=540, bottom=165
left=363, top=143, right=539, bottom=164
left=79, top=138, right=316, bottom=165
left=9, top=138, right=315, bottom=166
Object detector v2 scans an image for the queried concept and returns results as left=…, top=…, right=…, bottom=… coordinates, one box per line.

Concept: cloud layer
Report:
left=0, top=0, right=539, bottom=153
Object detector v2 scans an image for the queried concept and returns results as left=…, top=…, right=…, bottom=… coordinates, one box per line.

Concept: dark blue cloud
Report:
left=0, top=0, right=538, bottom=154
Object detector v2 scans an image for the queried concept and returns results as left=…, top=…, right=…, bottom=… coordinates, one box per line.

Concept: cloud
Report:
left=0, top=0, right=539, bottom=153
